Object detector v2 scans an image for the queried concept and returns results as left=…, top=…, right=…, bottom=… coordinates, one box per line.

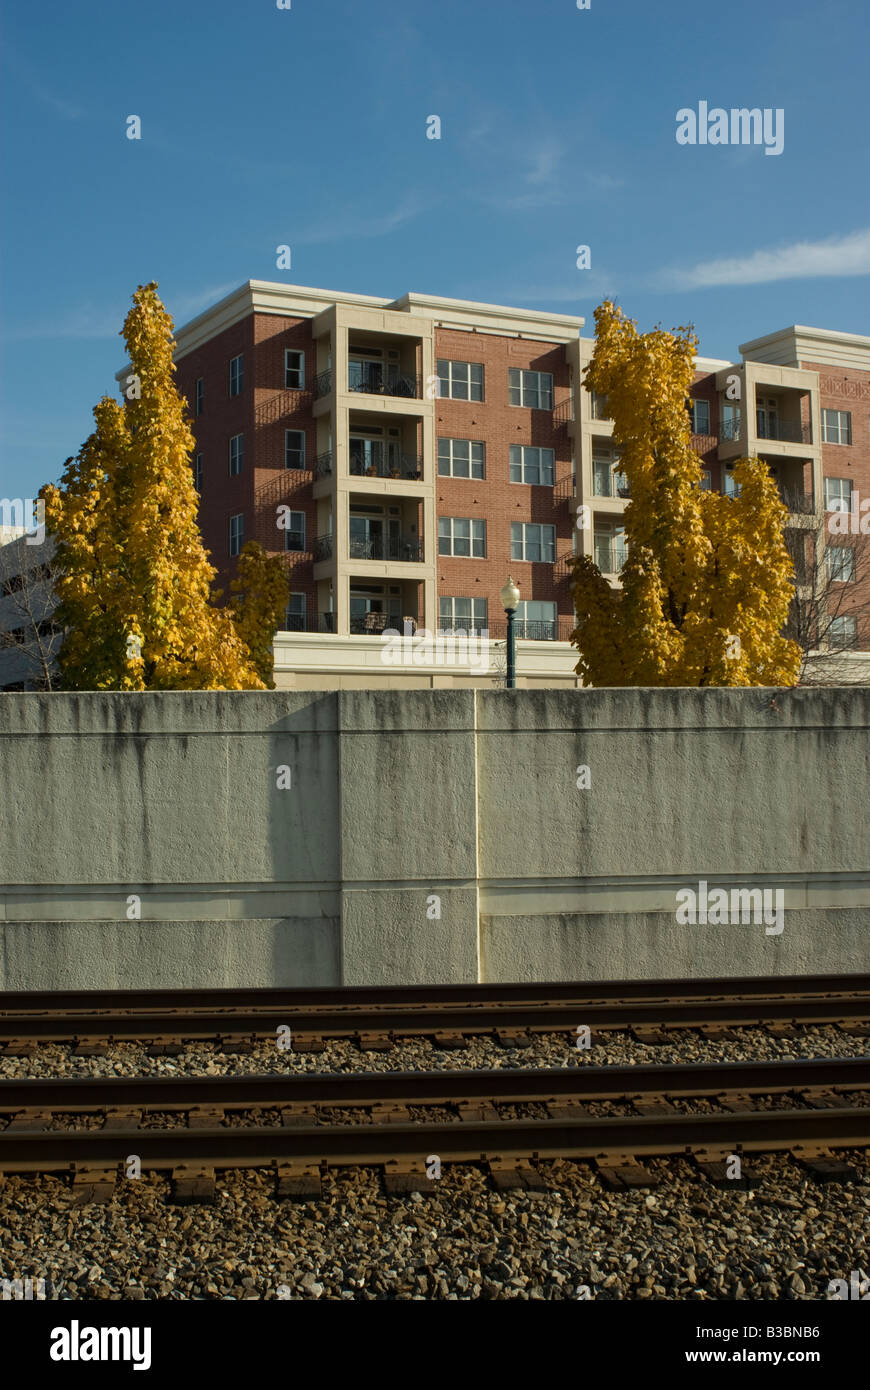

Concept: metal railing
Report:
left=314, top=451, right=333, bottom=478
left=348, top=373, right=423, bottom=400
left=254, top=387, right=311, bottom=426
left=757, top=419, right=812, bottom=444
left=487, top=617, right=575, bottom=643
left=594, top=540, right=629, bottom=573
left=553, top=395, right=575, bottom=425
left=349, top=454, right=423, bottom=480
left=778, top=489, right=817, bottom=515
left=348, top=535, right=424, bottom=562
left=720, top=417, right=743, bottom=442
left=312, top=370, right=334, bottom=400
left=313, top=534, right=334, bottom=562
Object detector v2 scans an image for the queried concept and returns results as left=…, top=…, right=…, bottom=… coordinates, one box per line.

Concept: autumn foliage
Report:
left=571, top=302, right=801, bottom=687
left=41, top=283, right=282, bottom=690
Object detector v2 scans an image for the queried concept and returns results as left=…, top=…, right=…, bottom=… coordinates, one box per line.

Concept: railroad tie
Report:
left=800, top=1088, right=850, bottom=1110
left=290, top=1032, right=326, bottom=1053
left=71, top=1166, right=116, bottom=1205
left=457, top=1100, right=500, bottom=1123
left=0, top=1040, right=37, bottom=1058
left=791, top=1146, right=860, bottom=1184
left=432, top=1032, right=469, bottom=1050
left=382, top=1160, right=435, bottom=1195
left=171, top=1166, right=216, bottom=1204
left=764, top=1022, right=801, bottom=1038
left=630, top=1026, right=672, bottom=1045
left=276, top=1161, right=323, bottom=1199
left=103, top=1107, right=142, bottom=1131
left=279, top=1105, right=317, bottom=1128
left=487, top=1157, right=548, bottom=1192
left=73, top=1038, right=110, bottom=1057
left=716, top=1091, right=760, bottom=1114
left=145, top=1037, right=183, bottom=1056
left=594, top=1153, right=659, bottom=1190
left=696, top=1025, right=739, bottom=1042
left=370, top=1103, right=412, bottom=1125
left=187, top=1107, right=226, bottom=1129
left=357, top=1032, right=395, bottom=1052
left=693, top=1147, right=756, bottom=1189
left=217, top=1034, right=255, bottom=1055
left=630, top=1095, right=679, bottom=1117
left=495, top=1030, right=533, bottom=1049
left=838, top=1022, right=870, bottom=1038
left=6, top=1109, right=53, bottom=1131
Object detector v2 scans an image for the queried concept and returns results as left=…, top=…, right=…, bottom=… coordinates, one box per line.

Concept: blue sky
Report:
left=2, top=0, right=868, bottom=501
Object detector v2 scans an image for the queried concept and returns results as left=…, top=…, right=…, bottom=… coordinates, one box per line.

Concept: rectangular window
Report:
left=509, top=445, right=555, bottom=486
left=194, top=453, right=203, bottom=492
left=509, top=368, right=554, bottom=410
left=229, top=434, right=244, bottom=476
left=828, top=614, right=857, bottom=649
left=593, top=527, right=628, bottom=573
left=592, top=453, right=627, bottom=497
left=516, top=600, right=556, bottom=640
left=826, top=544, right=856, bottom=583
left=285, top=594, right=306, bottom=632
left=438, top=516, right=486, bottom=558
left=229, top=354, right=244, bottom=397
left=438, top=596, right=488, bottom=634
left=283, top=510, right=306, bottom=551
left=590, top=391, right=609, bottom=420
left=698, top=469, right=712, bottom=491
left=285, top=350, right=306, bottom=390
left=437, top=438, right=485, bottom=479
left=436, top=359, right=484, bottom=402
left=822, top=409, right=852, bottom=445
left=285, top=430, right=306, bottom=469
left=510, top=522, right=556, bottom=563
left=756, top=396, right=778, bottom=439
left=825, top=477, right=852, bottom=510
left=195, top=378, right=204, bottom=416
left=229, top=513, right=244, bottom=557
left=689, top=398, right=711, bottom=434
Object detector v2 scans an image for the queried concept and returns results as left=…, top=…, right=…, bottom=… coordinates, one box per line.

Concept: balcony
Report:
left=314, top=451, right=333, bottom=478
left=594, top=536, right=628, bottom=573
left=313, top=534, right=334, bottom=562
left=757, top=419, right=812, bottom=445
left=486, top=616, right=576, bottom=642
left=777, top=488, right=817, bottom=516
left=255, top=387, right=311, bottom=427
left=348, top=534, right=424, bottom=563
left=349, top=453, right=423, bottom=481
left=348, top=368, right=422, bottom=400
left=553, top=395, right=575, bottom=427
left=592, top=462, right=630, bottom=498
left=312, top=370, right=333, bottom=400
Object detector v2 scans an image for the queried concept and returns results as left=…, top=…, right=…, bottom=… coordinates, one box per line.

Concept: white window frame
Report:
left=438, top=516, right=486, bottom=558
left=698, top=469, right=712, bottom=491
left=508, top=368, right=554, bottom=410
left=436, top=359, right=484, bottom=402
left=826, top=544, right=856, bottom=583
left=438, top=596, right=488, bottom=633
left=828, top=614, right=857, bottom=649
left=229, top=354, right=244, bottom=398
left=229, top=433, right=244, bottom=476
left=229, top=513, right=244, bottom=557
left=689, top=398, right=711, bottom=434
left=592, top=452, right=627, bottom=497
left=285, top=350, right=306, bottom=390
left=822, top=409, right=852, bottom=445
left=509, top=445, right=555, bottom=486
left=283, top=510, right=306, bottom=552
left=510, top=522, right=556, bottom=563
left=516, top=600, right=557, bottom=636
left=285, top=430, right=306, bottom=470
left=437, top=437, right=485, bottom=479
left=825, top=477, right=852, bottom=511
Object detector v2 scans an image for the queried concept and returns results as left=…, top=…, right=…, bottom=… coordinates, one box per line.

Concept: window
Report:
left=194, top=453, right=203, bottom=492
left=698, top=469, right=712, bottom=491
left=509, top=368, right=554, bottom=410
left=509, top=446, right=555, bottom=486
left=436, top=359, right=484, bottom=402
left=438, top=597, right=488, bottom=634
left=592, top=453, right=628, bottom=497
left=721, top=402, right=741, bottom=442
left=825, top=477, right=852, bottom=510
left=229, top=513, right=244, bottom=557
left=590, top=391, right=610, bottom=420
left=285, top=430, right=306, bottom=469
left=594, top=527, right=628, bottom=573
left=438, top=517, right=486, bottom=558
left=285, top=594, right=306, bottom=632
left=283, top=511, right=306, bottom=551
left=229, top=354, right=244, bottom=397
left=229, top=434, right=244, bottom=475
left=689, top=398, right=711, bottom=434
left=516, top=600, right=556, bottom=639
left=828, top=615, right=857, bottom=649
left=756, top=396, right=778, bottom=439
left=826, top=544, right=856, bottom=583
left=511, top=522, right=556, bottom=563
left=438, top=438, right=485, bottom=479
left=823, top=409, right=852, bottom=445
left=195, top=378, right=204, bottom=416
left=724, top=468, right=741, bottom=498
left=285, top=350, right=305, bottom=390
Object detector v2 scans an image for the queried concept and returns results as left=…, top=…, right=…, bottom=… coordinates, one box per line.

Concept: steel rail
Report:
left=1, top=1107, right=867, bottom=1174
left=1, top=1057, right=868, bottom=1113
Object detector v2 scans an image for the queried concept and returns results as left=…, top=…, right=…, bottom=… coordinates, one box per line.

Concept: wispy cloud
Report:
left=654, top=228, right=870, bottom=290
left=292, top=194, right=431, bottom=246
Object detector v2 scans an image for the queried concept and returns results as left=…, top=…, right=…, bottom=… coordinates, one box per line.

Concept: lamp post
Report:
left=499, top=576, right=520, bottom=689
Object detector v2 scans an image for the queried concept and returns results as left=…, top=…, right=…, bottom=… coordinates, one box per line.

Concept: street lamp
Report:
left=500, top=576, right=520, bottom=689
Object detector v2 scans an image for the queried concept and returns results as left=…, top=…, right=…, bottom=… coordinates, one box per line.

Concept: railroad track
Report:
left=2, top=973, right=869, bottom=1052
left=2, top=1058, right=868, bottom=1200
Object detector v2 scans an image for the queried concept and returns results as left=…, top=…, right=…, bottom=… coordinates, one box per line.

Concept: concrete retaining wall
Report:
left=0, top=689, right=867, bottom=988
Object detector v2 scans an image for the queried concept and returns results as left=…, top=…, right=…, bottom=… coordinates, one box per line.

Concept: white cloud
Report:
left=656, top=228, right=870, bottom=290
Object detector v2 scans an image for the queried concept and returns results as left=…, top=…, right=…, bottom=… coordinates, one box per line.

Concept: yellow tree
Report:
left=229, top=542, right=289, bottom=689
left=571, top=302, right=800, bottom=687
left=41, top=283, right=265, bottom=690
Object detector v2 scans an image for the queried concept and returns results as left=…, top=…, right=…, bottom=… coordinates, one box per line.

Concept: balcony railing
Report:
left=757, top=419, right=813, bottom=444
left=487, top=617, right=576, bottom=643
left=348, top=373, right=423, bottom=400
left=592, top=466, right=630, bottom=499
left=349, top=534, right=424, bottom=562
left=594, top=539, right=629, bottom=573
left=312, top=370, right=333, bottom=400
left=254, top=387, right=311, bottom=426
left=350, top=454, right=423, bottom=480
left=313, top=534, right=334, bottom=562
left=778, top=489, right=817, bottom=515
left=314, top=451, right=333, bottom=478
left=553, top=475, right=576, bottom=504
left=553, top=395, right=575, bottom=426
left=721, top=416, right=742, bottom=441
